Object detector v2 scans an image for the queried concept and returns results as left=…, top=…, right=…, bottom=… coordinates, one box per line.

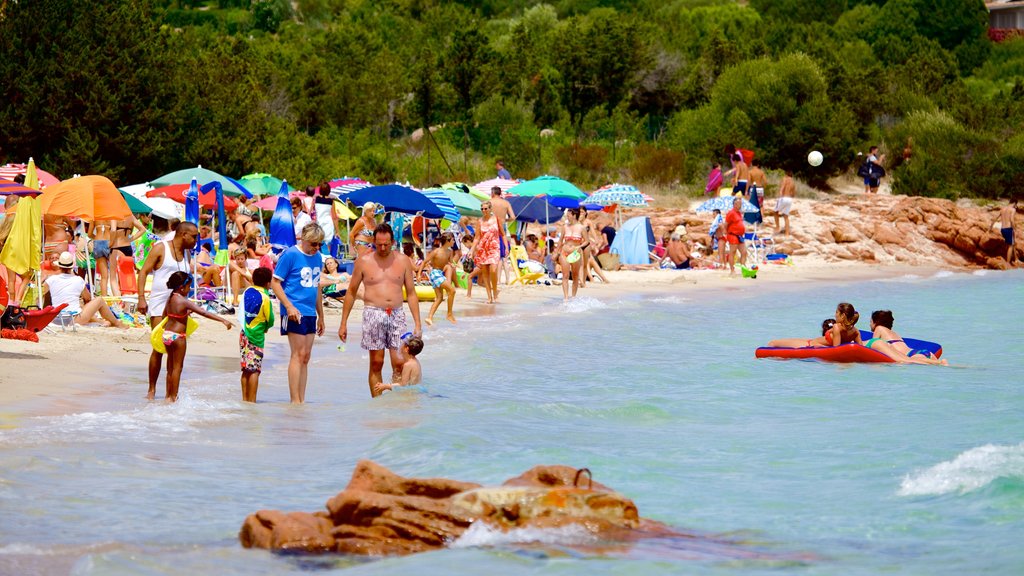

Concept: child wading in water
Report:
left=419, top=232, right=458, bottom=325
left=240, top=267, right=275, bottom=402
left=768, top=302, right=862, bottom=348
left=160, top=271, right=234, bottom=402
left=373, top=336, right=423, bottom=395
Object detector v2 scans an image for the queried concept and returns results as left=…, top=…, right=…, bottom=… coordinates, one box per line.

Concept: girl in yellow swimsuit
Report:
left=159, top=271, right=234, bottom=402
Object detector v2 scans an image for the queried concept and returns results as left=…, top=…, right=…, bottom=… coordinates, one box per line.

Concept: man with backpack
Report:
left=859, top=146, right=886, bottom=194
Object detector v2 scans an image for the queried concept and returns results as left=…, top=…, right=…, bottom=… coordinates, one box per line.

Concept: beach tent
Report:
left=610, top=216, right=655, bottom=265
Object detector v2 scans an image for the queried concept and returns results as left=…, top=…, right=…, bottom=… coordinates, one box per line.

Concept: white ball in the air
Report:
left=808, top=151, right=823, bottom=166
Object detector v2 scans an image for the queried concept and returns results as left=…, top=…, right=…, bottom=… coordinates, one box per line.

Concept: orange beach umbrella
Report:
left=38, top=175, right=131, bottom=221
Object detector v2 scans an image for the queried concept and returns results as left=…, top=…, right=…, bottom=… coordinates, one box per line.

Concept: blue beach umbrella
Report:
left=507, top=196, right=564, bottom=224
left=419, top=188, right=461, bottom=222
left=184, top=178, right=200, bottom=225
left=342, top=184, right=444, bottom=219
left=269, top=180, right=296, bottom=254
left=695, top=196, right=758, bottom=214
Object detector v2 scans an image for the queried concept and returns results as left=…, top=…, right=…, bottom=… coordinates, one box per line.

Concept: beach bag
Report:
left=1, top=305, right=27, bottom=330
left=462, top=258, right=475, bottom=274
left=597, top=252, right=620, bottom=271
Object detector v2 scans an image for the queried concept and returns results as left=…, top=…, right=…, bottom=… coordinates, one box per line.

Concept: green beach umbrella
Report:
left=239, top=173, right=294, bottom=197
left=119, top=190, right=153, bottom=214
left=150, top=165, right=251, bottom=197
left=506, top=175, right=587, bottom=200
left=433, top=187, right=482, bottom=217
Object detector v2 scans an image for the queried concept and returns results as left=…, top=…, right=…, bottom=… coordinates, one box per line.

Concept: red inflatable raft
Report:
left=756, top=331, right=942, bottom=363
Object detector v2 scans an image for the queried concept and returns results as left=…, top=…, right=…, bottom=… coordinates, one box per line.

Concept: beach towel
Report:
left=150, top=316, right=200, bottom=354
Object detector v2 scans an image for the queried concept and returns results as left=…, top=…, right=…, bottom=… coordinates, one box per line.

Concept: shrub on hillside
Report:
left=554, top=143, right=608, bottom=181
left=629, top=144, right=686, bottom=186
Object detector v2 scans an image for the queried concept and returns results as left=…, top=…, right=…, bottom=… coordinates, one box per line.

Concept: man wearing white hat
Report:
left=44, top=252, right=126, bottom=328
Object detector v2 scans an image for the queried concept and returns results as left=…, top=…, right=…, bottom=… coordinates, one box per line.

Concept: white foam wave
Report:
left=542, top=296, right=608, bottom=315
left=932, top=270, right=955, bottom=279
left=898, top=443, right=1024, bottom=496
left=450, top=522, right=598, bottom=548
left=650, top=295, right=689, bottom=305
left=972, top=269, right=989, bottom=276
left=0, top=394, right=243, bottom=446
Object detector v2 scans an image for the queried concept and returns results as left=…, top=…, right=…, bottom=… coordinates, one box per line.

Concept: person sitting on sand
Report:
left=863, top=310, right=947, bottom=365
left=373, top=336, right=423, bottom=395
left=44, top=252, right=127, bottom=328
left=319, top=257, right=349, bottom=302
left=662, top=233, right=691, bottom=269
left=768, top=302, right=863, bottom=348
left=228, top=248, right=253, bottom=306
left=418, top=232, right=457, bottom=326
left=159, top=271, right=234, bottom=402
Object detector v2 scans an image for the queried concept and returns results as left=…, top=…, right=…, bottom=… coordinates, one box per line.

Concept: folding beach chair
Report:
left=743, top=225, right=775, bottom=266
left=508, top=245, right=544, bottom=285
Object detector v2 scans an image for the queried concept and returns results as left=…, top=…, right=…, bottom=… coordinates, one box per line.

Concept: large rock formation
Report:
left=239, top=460, right=642, bottom=556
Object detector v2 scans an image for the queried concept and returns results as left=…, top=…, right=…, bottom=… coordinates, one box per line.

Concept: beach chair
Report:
left=50, top=305, right=79, bottom=333
left=743, top=226, right=775, bottom=266
left=508, top=245, right=544, bottom=285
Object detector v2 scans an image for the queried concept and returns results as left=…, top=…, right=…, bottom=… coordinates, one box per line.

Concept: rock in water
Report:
left=240, top=460, right=641, bottom=556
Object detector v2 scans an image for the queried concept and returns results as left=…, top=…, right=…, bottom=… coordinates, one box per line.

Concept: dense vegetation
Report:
left=1, top=0, right=1022, bottom=199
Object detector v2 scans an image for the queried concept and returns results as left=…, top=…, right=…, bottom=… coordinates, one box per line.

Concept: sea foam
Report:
left=898, top=443, right=1024, bottom=496
left=450, top=522, right=598, bottom=549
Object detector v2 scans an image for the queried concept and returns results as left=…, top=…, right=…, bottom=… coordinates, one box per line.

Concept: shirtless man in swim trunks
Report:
left=998, top=199, right=1018, bottom=266
left=418, top=232, right=457, bottom=326
left=339, top=223, right=423, bottom=398
left=774, top=170, right=795, bottom=236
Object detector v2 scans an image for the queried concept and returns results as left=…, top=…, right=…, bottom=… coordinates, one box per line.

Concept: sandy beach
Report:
left=0, top=253, right=942, bottom=416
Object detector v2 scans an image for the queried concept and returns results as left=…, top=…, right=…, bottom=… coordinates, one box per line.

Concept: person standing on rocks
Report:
left=774, top=170, right=796, bottom=236
left=339, top=223, right=423, bottom=398
left=998, top=199, right=1019, bottom=266
left=864, top=146, right=885, bottom=194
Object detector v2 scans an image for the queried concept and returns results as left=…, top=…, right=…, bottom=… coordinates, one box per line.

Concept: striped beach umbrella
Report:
left=471, top=178, right=518, bottom=200
left=588, top=184, right=648, bottom=207
left=419, top=188, right=461, bottom=222
left=329, top=177, right=372, bottom=198
left=0, top=162, right=60, bottom=188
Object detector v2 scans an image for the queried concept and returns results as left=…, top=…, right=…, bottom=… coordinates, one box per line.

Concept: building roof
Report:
left=987, top=0, right=1024, bottom=11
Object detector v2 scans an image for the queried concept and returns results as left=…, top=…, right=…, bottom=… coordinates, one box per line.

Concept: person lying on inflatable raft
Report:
left=761, top=303, right=946, bottom=365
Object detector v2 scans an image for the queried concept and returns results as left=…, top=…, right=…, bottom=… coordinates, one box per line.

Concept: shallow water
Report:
left=2, top=270, right=1023, bottom=574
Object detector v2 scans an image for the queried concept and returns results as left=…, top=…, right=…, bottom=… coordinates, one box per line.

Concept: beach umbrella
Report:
left=146, top=183, right=238, bottom=211
left=0, top=162, right=60, bottom=188
left=150, top=165, right=251, bottom=198
left=695, top=196, right=758, bottom=214
left=269, top=180, right=296, bottom=254
left=341, top=184, right=444, bottom=219
left=419, top=188, right=461, bottom=223
left=507, top=196, right=564, bottom=224
left=507, top=175, right=587, bottom=200
left=471, top=178, right=518, bottom=200
left=588, top=184, right=648, bottom=207
left=183, top=179, right=200, bottom=225
left=120, top=191, right=153, bottom=215
left=0, top=181, right=41, bottom=196
left=38, top=176, right=132, bottom=221
left=239, top=173, right=293, bottom=197
left=440, top=188, right=482, bottom=217
left=0, top=195, right=42, bottom=298
left=329, top=177, right=372, bottom=198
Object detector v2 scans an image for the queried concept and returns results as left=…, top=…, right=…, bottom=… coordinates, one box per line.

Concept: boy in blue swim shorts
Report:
left=418, top=232, right=457, bottom=326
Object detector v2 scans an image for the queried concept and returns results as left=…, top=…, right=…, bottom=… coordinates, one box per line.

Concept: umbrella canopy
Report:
left=440, top=188, right=482, bottom=217
left=146, top=184, right=238, bottom=211
left=471, top=178, right=518, bottom=201
left=39, top=175, right=131, bottom=221
left=341, top=184, right=444, bottom=219
left=589, top=184, right=648, bottom=207
left=0, top=181, right=41, bottom=196
left=0, top=195, right=41, bottom=275
left=0, top=162, right=60, bottom=188
left=507, top=196, right=565, bottom=224
left=333, top=201, right=358, bottom=220
left=150, top=165, right=251, bottom=197
left=419, top=188, right=461, bottom=222
left=120, top=190, right=152, bottom=214
left=269, top=180, right=296, bottom=253
left=507, top=175, right=587, bottom=200
left=329, top=177, right=372, bottom=198
left=239, top=173, right=294, bottom=197
left=695, top=196, right=758, bottom=214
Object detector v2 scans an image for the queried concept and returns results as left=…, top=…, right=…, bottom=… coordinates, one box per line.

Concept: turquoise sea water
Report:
left=1, top=270, right=1023, bottom=574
